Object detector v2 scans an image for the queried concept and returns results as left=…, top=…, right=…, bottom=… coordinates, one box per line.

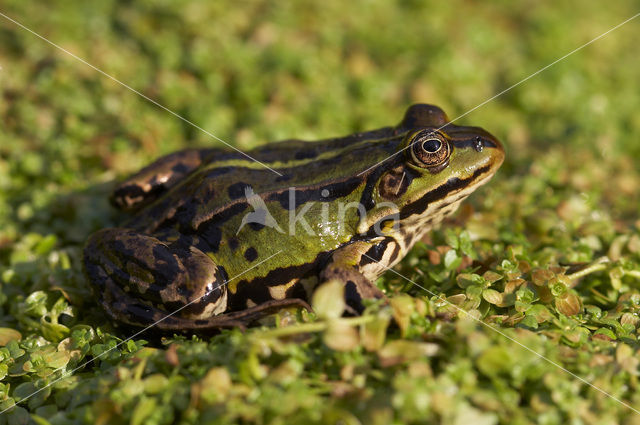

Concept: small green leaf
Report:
left=312, top=280, right=345, bottom=320
left=594, top=328, right=616, bottom=340
left=555, top=291, right=582, bottom=316
left=444, top=249, right=461, bottom=270
left=518, top=315, right=538, bottom=329
left=130, top=397, right=157, bottom=425
left=482, top=289, right=502, bottom=305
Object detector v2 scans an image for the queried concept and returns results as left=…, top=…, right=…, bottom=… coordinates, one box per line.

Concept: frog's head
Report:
left=362, top=104, right=504, bottom=237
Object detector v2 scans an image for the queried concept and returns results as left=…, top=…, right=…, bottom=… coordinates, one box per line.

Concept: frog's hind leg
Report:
left=84, top=227, right=229, bottom=328
left=110, top=148, right=221, bottom=211
left=104, top=294, right=311, bottom=335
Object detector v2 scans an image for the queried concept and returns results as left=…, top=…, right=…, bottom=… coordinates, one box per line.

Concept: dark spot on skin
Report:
left=228, top=182, right=251, bottom=200
left=360, top=240, right=390, bottom=266
left=162, top=300, right=186, bottom=313
left=205, top=167, right=233, bottom=179
left=194, top=183, right=216, bottom=203
left=269, top=176, right=364, bottom=210
left=172, top=163, right=190, bottom=174
left=230, top=252, right=328, bottom=303
left=198, top=221, right=222, bottom=252
left=193, top=235, right=214, bottom=254
left=124, top=302, right=155, bottom=319
left=228, top=237, right=239, bottom=251
left=404, top=234, right=414, bottom=248
left=359, top=161, right=399, bottom=212
left=344, top=281, right=365, bottom=314
left=285, top=282, right=308, bottom=300
left=388, top=244, right=401, bottom=265
left=244, top=247, right=258, bottom=262
left=195, top=202, right=248, bottom=231
left=228, top=281, right=273, bottom=311
left=294, top=149, right=318, bottom=160
left=169, top=233, right=196, bottom=250
left=275, top=174, right=292, bottom=183
left=399, top=165, right=492, bottom=220
left=378, top=166, right=414, bottom=199
left=248, top=222, right=265, bottom=231
left=173, top=202, right=200, bottom=228
left=111, top=184, right=164, bottom=209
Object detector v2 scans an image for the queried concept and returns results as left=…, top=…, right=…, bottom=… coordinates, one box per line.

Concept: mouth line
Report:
left=399, top=164, right=495, bottom=220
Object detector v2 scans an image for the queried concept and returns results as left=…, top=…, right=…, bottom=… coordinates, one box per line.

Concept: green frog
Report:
left=83, top=104, right=504, bottom=333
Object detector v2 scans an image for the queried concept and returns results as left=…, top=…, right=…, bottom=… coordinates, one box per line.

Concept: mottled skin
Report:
left=83, top=104, right=504, bottom=334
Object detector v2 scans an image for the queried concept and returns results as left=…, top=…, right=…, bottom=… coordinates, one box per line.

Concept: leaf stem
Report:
left=255, top=315, right=376, bottom=338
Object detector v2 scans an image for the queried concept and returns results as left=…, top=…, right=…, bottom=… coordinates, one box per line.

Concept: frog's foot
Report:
left=84, top=227, right=229, bottom=325
left=319, top=271, right=386, bottom=315
left=319, top=240, right=389, bottom=315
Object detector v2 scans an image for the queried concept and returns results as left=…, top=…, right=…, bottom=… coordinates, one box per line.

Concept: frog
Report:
left=83, top=104, right=504, bottom=334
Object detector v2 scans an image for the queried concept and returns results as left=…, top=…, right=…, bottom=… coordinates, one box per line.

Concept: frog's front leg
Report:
left=319, top=239, right=396, bottom=314
left=111, top=148, right=221, bottom=211
left=84, top=227, right=231, bottom=328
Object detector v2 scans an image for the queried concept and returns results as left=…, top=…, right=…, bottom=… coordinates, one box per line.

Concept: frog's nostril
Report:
left=474, top=137, right=484, bottom=152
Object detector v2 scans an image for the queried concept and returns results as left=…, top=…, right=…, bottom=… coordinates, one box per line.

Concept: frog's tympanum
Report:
left=84, top=104, right=504, bottom=333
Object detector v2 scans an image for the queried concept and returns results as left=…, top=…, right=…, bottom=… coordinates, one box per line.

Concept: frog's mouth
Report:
left=398, top=161, right=499, bottom=221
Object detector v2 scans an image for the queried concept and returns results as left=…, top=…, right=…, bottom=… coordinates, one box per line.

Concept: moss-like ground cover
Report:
left=1, top=1, right=640, bottom=424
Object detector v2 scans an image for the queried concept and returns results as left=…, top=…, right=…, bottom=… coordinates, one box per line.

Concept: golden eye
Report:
left=409, top=130, right=450, bottom=168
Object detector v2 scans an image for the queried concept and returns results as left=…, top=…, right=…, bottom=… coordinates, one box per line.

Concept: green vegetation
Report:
left=1, top=1, right=640, bottom=423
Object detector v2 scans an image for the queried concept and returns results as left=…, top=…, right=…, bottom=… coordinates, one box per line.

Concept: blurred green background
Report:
left=1, top=1, right=640, bottom=424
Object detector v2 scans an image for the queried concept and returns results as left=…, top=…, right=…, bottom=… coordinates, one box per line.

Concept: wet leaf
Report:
left=555, top=291, right=582, bottom=316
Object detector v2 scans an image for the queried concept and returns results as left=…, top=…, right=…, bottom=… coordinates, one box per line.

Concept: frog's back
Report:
left=127, top=124, right=404, bottom=234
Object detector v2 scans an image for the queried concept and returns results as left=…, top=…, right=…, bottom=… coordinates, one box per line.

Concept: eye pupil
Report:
left=422, top=139, right=441, bottom=153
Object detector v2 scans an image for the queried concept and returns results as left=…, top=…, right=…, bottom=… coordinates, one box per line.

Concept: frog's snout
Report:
left=485, top=132, right=505, bottom=171
left=472, top=127, right=504, bottom=172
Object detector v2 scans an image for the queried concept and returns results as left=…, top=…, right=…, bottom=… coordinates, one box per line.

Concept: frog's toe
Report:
left=84, top=228, right=229, bottom=323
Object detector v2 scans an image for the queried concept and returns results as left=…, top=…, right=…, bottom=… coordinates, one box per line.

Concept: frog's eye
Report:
left=409, top=130, right=450, bottom=168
